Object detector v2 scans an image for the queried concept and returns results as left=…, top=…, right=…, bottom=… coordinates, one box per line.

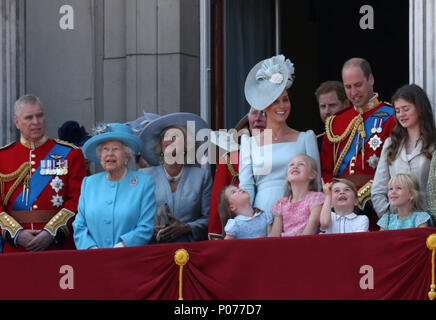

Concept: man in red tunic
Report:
left=0, top=95, right=87, bottom=252
left=320, top=58, right=396, bottom=229
left=208, top=108, right=266, bottom=236
left=314, top=80, right=350, bottom=152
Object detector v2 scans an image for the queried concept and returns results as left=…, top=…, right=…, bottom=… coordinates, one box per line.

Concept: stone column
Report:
left=0, top=0, right=25, bottom=145
left=99, top=0, right=200, bottom=124
left=409, top=0, right=436, bottom=112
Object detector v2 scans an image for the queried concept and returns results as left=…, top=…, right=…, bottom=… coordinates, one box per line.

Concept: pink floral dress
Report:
left=271, top=191, right=325, bottom=236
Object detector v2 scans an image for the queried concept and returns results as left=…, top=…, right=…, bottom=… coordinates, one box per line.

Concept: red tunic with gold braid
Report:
left=0, top=135, right=86, bottom=252
left=320, top=95, right=396, bottom=207
left=208, top=151, right=239, bottom=235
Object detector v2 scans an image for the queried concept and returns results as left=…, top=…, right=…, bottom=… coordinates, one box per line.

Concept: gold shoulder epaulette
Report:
left=0, top=141, right=15, bottom=151
left=316, top=132, right=325, bottom=139
left=357, top=180, right=373, bottom=210
left=383, top=101, right=393, bottom=107
left=55, top=139, right=79, bottom=149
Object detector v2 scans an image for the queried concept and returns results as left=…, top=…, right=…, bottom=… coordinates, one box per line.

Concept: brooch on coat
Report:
left=130, top=175, right=138, bottom=186
left=367, top=154, right=380, bottom=170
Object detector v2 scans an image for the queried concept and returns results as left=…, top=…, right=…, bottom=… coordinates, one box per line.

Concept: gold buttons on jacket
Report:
left=33, top=205, right=38, bottom=209
left=31, top=161, right=36, bottom=165
left=31, top=168, right=36, bottom=173
left=31, top=154, right=36, bottom=158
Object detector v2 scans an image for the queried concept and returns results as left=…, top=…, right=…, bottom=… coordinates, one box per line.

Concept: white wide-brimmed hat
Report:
left=140, top=112, right=210, bottom=166
left=244, top=54, right=295, bottom=111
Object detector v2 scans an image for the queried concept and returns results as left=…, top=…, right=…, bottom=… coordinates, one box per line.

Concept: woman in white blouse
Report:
left=371, top=84, right=436, bottom=217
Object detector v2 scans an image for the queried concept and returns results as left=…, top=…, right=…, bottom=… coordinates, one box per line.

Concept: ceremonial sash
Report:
left=12, top=144, right=72, bottom=210
left=337, top=105, right=393, bottom=177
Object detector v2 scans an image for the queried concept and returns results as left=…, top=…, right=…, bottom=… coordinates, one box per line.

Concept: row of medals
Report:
left=40, top=159, right=68, bottom=176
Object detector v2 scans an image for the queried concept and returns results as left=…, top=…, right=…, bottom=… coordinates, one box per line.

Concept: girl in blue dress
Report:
left=218, top=185, right=273, bottom=239
left=377, top=173, right=432, bottom=230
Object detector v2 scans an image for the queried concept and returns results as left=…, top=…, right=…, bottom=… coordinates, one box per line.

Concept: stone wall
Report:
left=410, top=0, right=436, bottom=112
left=0, top=0, right=201, bottom=142
left=0, top=0, right=25, bottom=145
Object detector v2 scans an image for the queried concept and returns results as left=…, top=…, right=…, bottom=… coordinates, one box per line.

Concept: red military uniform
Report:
left=208, top=151, right=239, bottom=235
left=0, top=135, right=86, bottom=252
left=321, top=95, right=396, bottom=219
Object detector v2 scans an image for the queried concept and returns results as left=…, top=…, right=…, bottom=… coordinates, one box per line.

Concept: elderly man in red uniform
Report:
left=0, top=95, right=87, bottom=252
left=208, top=108, right=266, bottom=236
left=320, top=58, right=396, bottom=229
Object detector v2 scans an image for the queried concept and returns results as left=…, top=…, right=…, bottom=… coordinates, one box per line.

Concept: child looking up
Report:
left=218, top=185, right=273, bottom=239
left=269, top=154, right=325, bottom=237
left=377, top=173, right=432, bottom=230
left=320, top=178, right=369, bottom=233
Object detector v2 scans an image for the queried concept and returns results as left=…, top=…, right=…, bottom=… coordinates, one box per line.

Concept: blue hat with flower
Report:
left=244, top=54, right=295, bottom=111
left=124, top=113, right=161, bottom=137
left=82, top=123, right=142, bottom=163
left=140, top=112, right=210, bottom=166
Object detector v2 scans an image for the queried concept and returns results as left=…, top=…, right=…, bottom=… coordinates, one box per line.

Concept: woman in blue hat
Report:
left=125, top=113, right=160, bottom=169
left=239, top=55, right=321, bottom=214
left=73, top=123, right=156, bottom=249
left=140, top=113, right=212, bottom=243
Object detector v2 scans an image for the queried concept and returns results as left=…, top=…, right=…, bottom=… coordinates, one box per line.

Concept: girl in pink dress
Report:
left=270, top=154, right=325, bottom=237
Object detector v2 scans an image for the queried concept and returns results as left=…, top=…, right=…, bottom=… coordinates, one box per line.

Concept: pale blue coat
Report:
left=73, top=170, right=156, bottom=249
left=140, top=165, right=212, bottom=242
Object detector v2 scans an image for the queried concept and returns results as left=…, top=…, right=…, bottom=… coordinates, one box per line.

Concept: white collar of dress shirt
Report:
left=235, top=210, right=262, bottom=221
left=334, top=212, right=358, bottom=221
left=20, top=134, right=48, bottom=149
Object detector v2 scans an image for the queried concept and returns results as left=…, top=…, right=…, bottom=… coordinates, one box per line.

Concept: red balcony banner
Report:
left=0, top=228, right=434, bottom=300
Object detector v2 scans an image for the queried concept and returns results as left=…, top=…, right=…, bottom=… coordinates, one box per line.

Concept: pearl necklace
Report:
left=164, top=166, right=184, bottom=182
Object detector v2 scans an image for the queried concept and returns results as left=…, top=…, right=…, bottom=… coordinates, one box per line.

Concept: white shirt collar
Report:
left=235, top=210, right=262, bottom=221
left=334, top=212, right=358, bottom=221
left=20, top=134, right=48, bottom=150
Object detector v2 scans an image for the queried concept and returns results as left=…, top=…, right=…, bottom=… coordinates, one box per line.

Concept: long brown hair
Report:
left=387, top=84, right=436, bottom=165
left=218, top=185, right=237, bottom=236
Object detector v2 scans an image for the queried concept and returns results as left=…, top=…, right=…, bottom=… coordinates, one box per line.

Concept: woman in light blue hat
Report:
left=139, top=113, right=212, bottom=243
left=239, top=55, right=321, bottom=214
left=125, top=112, right=160, bottom=168
left=73, top=123, right=156, bottom=249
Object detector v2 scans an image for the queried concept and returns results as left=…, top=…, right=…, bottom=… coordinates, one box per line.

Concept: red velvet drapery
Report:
left=0, top=228, right=434, bottom=300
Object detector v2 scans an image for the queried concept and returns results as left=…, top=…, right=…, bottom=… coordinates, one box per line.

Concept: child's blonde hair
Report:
left=388, top=173, right=423, bottom=211
left=284, top=154, right=319, bottom=197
